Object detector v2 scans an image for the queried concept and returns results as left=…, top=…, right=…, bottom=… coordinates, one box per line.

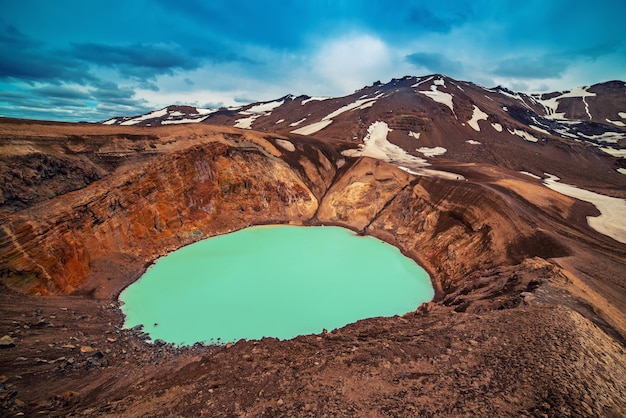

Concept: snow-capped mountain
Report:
left=102, top=75, right=626, bottom=179
left=102, top=105, right=219, bottom=126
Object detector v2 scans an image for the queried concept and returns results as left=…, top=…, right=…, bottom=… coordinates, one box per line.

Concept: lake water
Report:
left=119, top=225, right=433, bottom=345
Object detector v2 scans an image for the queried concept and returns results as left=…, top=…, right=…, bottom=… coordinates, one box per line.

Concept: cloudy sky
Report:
left=1, top=0, right=624, bottom=122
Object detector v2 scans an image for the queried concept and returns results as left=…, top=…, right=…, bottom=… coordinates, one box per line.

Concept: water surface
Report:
left=120, top=225, right=433, bottom=345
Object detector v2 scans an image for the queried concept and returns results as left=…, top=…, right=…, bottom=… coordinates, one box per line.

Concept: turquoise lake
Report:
left=119, top=225, right=434, bottom=345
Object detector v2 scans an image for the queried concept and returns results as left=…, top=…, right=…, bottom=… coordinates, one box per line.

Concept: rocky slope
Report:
left=0, top=104, right=625, bottom=416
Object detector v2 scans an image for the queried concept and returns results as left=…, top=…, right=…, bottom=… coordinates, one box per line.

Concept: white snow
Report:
left=416, top=146, right=447, bottom=157
left=233, top=99, right=285, bottom=129
left=600, top=147, right=626, bottom=157
left=530, top=125, right=551, bottom=135
left=169, top=111, right=184, bottom=117
left=467, top=105, right=488, bottom=131
left=497, top=89, right=534, bottom=111
left=408, top=131, right=421, bottom=140
left=508, top=128, right=539, bottom=143
left=451, top=81, right=465, bottom=92
left=289, top=118, right=307, bottom=127
left=555, top=129, right=579, bottom=139
left=275, top=119, right=285, bottom=124
left=619, top=112, right=626, bottom=119
left=543, top=173, right=626, bottom=244
left=579, top=131, right=625, bottom=144
left=291, top=94, right=381, bottom=136
left=341, top=122, right=464, bottom=180
left=323, top=94, right=381, bottom=120
left=466, top=140, right=481, bottom=145
left=102, top=118, right=117, bottom=125
left=418, top=84, right=454, bottom=113
left=291, top=120, right=333, bottom=135
left=342, top=121, right=428, bottom=169
left=534, top=87, right=596, bottom=120
left=120, top=108, right=168, bottom=126
left=301, top=97, right=329, bottom=105
left=617, top=168, right=626, bottom=175
left=196, top=108, right=217, bottom=115
left=606, top=118, right=626, bottom=127
left=491, top=123, right=503, bottom=132
left=275, top=139, right=295, bottom=152
left=411, top=76, right=433, bottom=88
left=242, top=99, right=284, bottom=115
left=433, top=77, right=445, bottom=87
left=234, top=115, right=260, bottom=129
left=520, top=171, right=541, bottom=179
left=162, top=116, right=209, bottom=125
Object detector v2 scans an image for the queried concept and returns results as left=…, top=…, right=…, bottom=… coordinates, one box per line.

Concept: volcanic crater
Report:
left=1, top=88, right=626, bottom=416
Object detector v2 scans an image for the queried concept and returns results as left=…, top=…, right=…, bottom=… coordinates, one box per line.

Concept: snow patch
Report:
left=606, top=118, right=626, bottom=127
left=411, top=76, right=433, bottom=88
left=323, top=94, right=381, bottom=120
left=342, top=121, right=428, bottom=170
left=600, top=147, right=626, bottom=157
left=291, top=94, right=381, bottom=136
left=466, top=140, right=481, bottom=145
left=416, top=146, right=447, bottom=157
left=102, top=118, right=117, bottom=125
left=291, top=120, right=333, bottom=135
left=408, top=131, right=421, bottom=140
left=508, top=128, right=539, bottom=143
left=530, top=125, right=550, bottom=135
left=120, top=108, right=168, bottom=125
left=579, top=131, right=625, bottom=144
left=233, top=99, right=285, bottom=129
left=289, top=118, right=307, bottom=127
left=169, top=111, right=184, bottom=117
left=619, top=112, right=626, bottom=119
left=433, top=77, right=445, bottom=86
left=196, top=108, right=217, bottom=115
left=520, top=171, right=541, bottom=179
left=543, top=173, right=626, bottom=244
left=534, top=87, right=596, bottom=120
left=162, top=116, right=209, bottom=124
left=451, top=81, right=465, bottom=92
left=497, top=89, right=533, bottom=111
left=234, top=115, right=260, bottom=129
left=244, top=99, right=284, bottom=114
left=467, top=105, right=488, bottom=131
left=275, top=119, right=285, bottom=124
left=491, top=123, right=503, bottom=132
left=301, top=97, right=328, bottom=105
left=555, top=129, right=579, bottom=139
left=617, top=168, right=626, bottom=175
left=418, top=84, right=454, bottom=113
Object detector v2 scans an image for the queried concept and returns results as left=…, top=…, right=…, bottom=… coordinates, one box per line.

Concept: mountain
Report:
left=103, top=75, right=626, bottom=185
left=1, top=76, right=626, bottom=415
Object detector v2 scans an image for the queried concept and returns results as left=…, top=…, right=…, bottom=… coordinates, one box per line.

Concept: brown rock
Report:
left=0, top=335, right=15, bottom=348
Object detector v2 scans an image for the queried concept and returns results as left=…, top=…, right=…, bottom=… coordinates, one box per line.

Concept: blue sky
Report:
left=1, top=0, right=624, bottom=121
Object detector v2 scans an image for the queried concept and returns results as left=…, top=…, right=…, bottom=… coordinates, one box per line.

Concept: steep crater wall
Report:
left=0, top=131, right=573, bottom=315
left=0, top=140, right=322, bottom=295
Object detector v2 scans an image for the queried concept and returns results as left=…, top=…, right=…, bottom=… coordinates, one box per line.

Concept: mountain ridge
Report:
left=101, top=74, right=626, bottom=161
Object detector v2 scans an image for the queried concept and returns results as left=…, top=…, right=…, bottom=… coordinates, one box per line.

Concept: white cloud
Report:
left=310, top=34, right=410, bottom=94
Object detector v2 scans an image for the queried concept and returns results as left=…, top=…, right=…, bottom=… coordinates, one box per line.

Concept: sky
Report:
left=0, top=0, right=624, bottom=122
